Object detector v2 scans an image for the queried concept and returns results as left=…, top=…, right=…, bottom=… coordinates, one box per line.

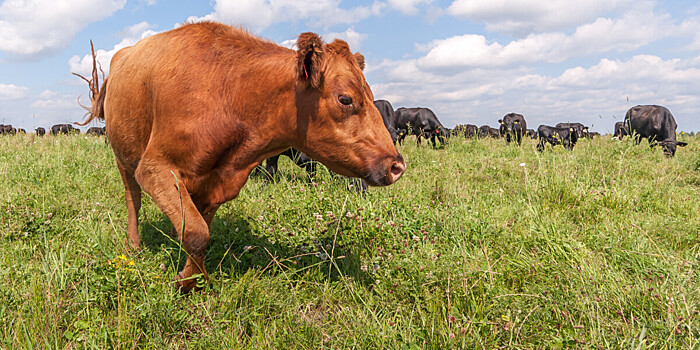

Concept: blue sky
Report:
left=2, top=0, right=700, bottom=133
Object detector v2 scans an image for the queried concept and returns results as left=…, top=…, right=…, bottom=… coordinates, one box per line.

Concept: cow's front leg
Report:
left=135, top=160, right=210, bottom=293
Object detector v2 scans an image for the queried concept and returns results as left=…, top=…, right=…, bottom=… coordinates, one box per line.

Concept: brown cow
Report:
left=77, top=21, right=405, bottom=292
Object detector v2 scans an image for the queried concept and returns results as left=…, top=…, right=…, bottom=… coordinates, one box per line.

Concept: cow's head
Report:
left=498, top=119, right=507, bottom=134
left=569, top=127, right=578, bottom=142
left=659, top=140, right=687, bottom=157
left=293, top=33, right=405, bottom=186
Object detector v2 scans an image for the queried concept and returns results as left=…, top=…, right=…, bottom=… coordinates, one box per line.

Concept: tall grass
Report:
left=0, top=133, right=698, bottom=348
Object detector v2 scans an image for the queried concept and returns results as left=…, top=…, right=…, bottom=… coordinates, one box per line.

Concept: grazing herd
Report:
left=0, top=124, right=106, bottom=136
left=450, top=105, right=688, bottom=157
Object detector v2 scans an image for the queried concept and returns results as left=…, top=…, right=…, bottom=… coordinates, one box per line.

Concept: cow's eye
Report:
left=339, top=95, right=353, bottom=106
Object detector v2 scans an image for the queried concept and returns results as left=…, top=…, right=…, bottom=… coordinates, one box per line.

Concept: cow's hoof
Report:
left=125, top=238, right=141, bottom=251
left=172, top=272, right=200, bottom=293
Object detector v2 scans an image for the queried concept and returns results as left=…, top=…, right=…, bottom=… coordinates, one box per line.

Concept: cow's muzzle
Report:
left=365, top=154, right=406, bottom=186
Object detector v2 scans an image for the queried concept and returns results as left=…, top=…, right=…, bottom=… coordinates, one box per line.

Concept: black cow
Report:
left=0, top=124, right=15, bottom=135
left=624, top=105, right=687, bottom=157
left=588, top=132, right=600, bottom=138
left=536, top=125, right=578, bottom=152
left=462, top=124, right=478, bottom=138
left=477, top=125, right=500, bottom=138
left=374, top=100, right=398, bottom=144
left=17, top=128, right=26, bottom=134
left=36, top=127, right=46, bottom=136
left=451, top=124, right=477, bottom=138
left=556, top=122, right=589, bottom=139
left=51, top=124, right=78, bottom=135
left=498, top=113, right=527, bottom=145
left=86, top=127, right=106, bottom=136
left=526, top=129, right=537, bottom=139
left=259, top=148, right=368, bottom=191
left=394, top=107, right=448, bottom=147
left=614, top=121, right=629, bottom=139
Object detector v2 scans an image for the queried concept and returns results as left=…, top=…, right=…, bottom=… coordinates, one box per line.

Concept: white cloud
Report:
left=387, top=0, right=433, bottom=16
left=38, top=90, right=57, bottom=99
left=188, top=0, right=384, bottom=32
left=415, top=8, right=675, bottom=71
left=447, top=0, right=635, bottom=36
left=69, top=22, right=158, bottom=77
left=30, top=91, right=87, bottom=126
left=0, top=0, right=126, bottom=58
left=0, top=83, right=29, bottom=100
left=324, top=28, right=367, bottom=51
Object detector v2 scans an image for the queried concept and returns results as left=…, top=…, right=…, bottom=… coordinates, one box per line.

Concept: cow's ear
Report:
left=354, top=52, right=365, bottom=71
left=498, top=119, right=503, bottom=124
left=296, top=32, right=324, bottom=89
left=677, top=141, right=688, bottom=147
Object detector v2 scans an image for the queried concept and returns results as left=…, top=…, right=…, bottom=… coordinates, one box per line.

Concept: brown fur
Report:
left=79, top=21, right=405, bottom=293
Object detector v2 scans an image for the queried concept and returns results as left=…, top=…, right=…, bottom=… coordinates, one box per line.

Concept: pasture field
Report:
left=1, top=132, right=699, bottom=349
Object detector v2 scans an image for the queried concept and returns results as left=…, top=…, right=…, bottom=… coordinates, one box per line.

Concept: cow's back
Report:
left=625, top=105, right=676, bottom=141
left=104, top=22, right=294, bottom=172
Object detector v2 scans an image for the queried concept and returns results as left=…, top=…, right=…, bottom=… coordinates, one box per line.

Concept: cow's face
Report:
left=294, top=35, right=405, bottom=186
left=498, top=119, right=508, bottom=134
left=659, top=140, right=687, bottom=157
left=502, top=115, right=524, bottom=134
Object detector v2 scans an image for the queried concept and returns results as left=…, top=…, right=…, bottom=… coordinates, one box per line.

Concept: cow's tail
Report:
left=73, top=40, right=107, bottom=126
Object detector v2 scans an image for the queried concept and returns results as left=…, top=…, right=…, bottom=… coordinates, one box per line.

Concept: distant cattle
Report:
left=477, top=125, right=490, bottom=138
left=536, top=125, right=578, bottom=152
left=526, top=129, right=537, bottom=139
left=86, top=126, right=106, bottom=136
left=624, top=105, right=687, bottom=157
left=452, top=124, right=477, bottom=138
left=0, top=124, right=15, bottom=135
left=51, top=124, right=78, bottom=135
left=499, top=113, right=527, bottom=145
left=556, top=122, right=588, bottom=139
left=17, top=128, right=26, bottom=134
left=477, top=125, right=500, bottom=138
left=588, top=132, right=600, bottom=138
left=614, top=121, right=629, bottom=139
left=374, top=100, right=398, bottom=144
left=461, top=124, right=478, bottom=138
left=395, top=107, right=448, bottom=147
left=36, top=127, right=46, bottom=136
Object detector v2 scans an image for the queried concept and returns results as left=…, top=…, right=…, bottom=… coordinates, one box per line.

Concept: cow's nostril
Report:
left=389, top=160, right=406, bottom=183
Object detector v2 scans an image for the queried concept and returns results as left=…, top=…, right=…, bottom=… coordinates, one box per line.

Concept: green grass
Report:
left=0, top=132, right=698, bottom=349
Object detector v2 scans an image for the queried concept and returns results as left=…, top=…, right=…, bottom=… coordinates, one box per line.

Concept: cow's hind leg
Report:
left=135, top=161, right=210, bottom=293
left=117, top=162, right=142, bottom=249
